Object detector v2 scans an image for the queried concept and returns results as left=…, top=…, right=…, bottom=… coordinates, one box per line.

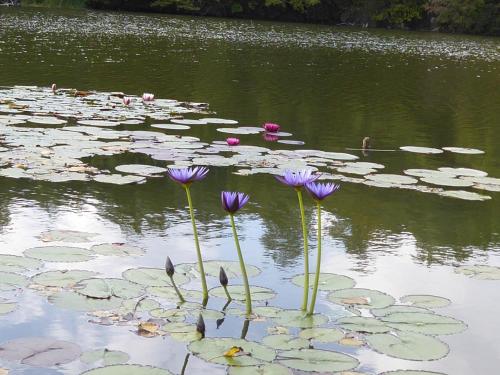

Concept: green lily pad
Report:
left=328, top=288, right=395, bottom=309
left=228, top=364, right=292, bottom=375
left=200, top=118, right=238, bottom=124
left=91, top=243, right=145, bottom=257
left=367, top=331, right=449, bottom=361
left=80, top=349, right=130, bottom=366
left=151, top=124, right=190, bottom=130
left=278, top=348, right=359, bottom=372
left=81, top=364, right=173, bottom=375
left=298, top=327, right=344, bottom=342
left=40, top=230, right=98, bottom=243
left=441, top=147, right=484, bottom=154
left=122, top=267, right=189, bottom=287
left=227, top=306, right=283, bottom=319
left=48, top=290, right=123, bottom=312
left=400, top=146, right=443, bottom=154
left=120, top=298, right=161, bottom=313
left=381, top=312, right=467, bottom=335
left=94, top=174, right=146, bottom=185
left=420, top=176, right=473, bottom=187
left=32, top=270, right=98, bottom=287
left=365, top=174, right=418, bottom=185
left=272, top=310, right=328, bottom=328
left=0, top=271, right=29, bottom=288
left=0, top=302, right=16, bottom=315
left=371, top=305, right=432, bottom=317
left=75, top=278, right=145, bottom=299
left=24, top=246, right=95, bottom=262
left=162, top=322, right=202, bottom=342
left=0, top=337, right=81, bottom=366
left=337, top=316, right=390, bottom=333
left=438, top=190, right=491, bottom=201
left=0, top=254, right=43, bottom=273
left=291, top=273, right=355, bottom=291
left=400, top=295, right=451, bottom=308
left=210, top=286, right=275, bottom=301
left=262, top=335, right=309, bottom=350
left=437, top=167, right=487, bottom=177
left=177, top=260, right=261, bottom=279
left=455, top=265, right=500, bottom=280
left=188, top=337, right=276, bottom=366
left=115, top=164, right=167, bottom=176
left=147, top=286, right=203, bottom=302
left=150, top=308, right=188, bottom=321
left=379, top=371, right=446, bottom=375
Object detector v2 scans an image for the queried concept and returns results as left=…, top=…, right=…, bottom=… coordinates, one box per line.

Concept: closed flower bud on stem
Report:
left=196, top=314, right=206, bottom=338
left=165, top=256, right=175, bottom=278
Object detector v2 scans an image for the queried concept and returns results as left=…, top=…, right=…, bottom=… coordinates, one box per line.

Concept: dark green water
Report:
left=0, top=7, right=499, bottom=375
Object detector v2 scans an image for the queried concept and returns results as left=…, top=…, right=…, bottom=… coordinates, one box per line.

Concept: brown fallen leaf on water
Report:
left=8, top=103, right=28, bottom=110
left=74, top=91, right=91, bottom=97
left=341, top=297, right=369, bottom=305
left=339, top=334, right=365, bottom=347
left=137, top=322, right=160, bottom=337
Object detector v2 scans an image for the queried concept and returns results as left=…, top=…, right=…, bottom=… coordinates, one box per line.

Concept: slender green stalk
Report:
left=308, top=201, right=322, bottom=315
left=223, top=285, right=232, bottom=301
left=296, top=188, right=309, bottom=311
left=184, top=185, right=208, bottom=304
left=229, top=214, right=252, bottom=316
left=169, top=276, right=185, bottom=303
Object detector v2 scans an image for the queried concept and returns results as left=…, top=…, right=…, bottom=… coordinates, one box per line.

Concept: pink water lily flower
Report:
left=51, top=83, right=57, bottom=94
left=263, top=122, right=280, bottom=132
left=123, top=97, right=131, bottom=106
left=226, top=137, right=240, bottom=146
left=142, top=93, right=155, bottom=102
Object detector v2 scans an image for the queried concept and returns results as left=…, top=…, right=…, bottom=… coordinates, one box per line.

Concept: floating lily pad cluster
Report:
left=0, top=86, right=497, bottom=200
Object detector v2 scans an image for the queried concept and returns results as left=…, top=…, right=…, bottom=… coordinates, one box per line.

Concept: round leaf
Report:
left=328, top=288, right=395, bottom=309
left=278, top=348, right=359, bottom=372
left=24, top=246, right=95, bottom=262
left=291, top=273, right=355, bottom=291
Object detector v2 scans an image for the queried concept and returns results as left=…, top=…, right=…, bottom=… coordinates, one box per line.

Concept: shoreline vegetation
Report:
left=14, top=0, right=500, bottom=36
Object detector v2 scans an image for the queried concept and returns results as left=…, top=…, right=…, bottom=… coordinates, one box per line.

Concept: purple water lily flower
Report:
left=167, top=166, right=209, bottom=185
left=221, top=191, right=249, bottom=214
left=305, top=182, right=340, bottom=201
left=275, top=169, right=319, bottom=188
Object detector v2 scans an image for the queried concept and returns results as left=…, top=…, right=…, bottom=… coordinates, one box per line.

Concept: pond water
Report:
left=0, top=7, right=499, bottom=375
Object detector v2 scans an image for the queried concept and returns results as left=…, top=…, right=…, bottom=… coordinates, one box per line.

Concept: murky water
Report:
left=0, top=7, right=499, bottom=375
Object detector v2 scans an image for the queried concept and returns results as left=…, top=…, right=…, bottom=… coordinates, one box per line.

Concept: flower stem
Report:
left=229, top=214, right=252, bottom=316
left=169, top=276, right=185, bottom=303
left=296, top=188, right=309, bottom=311
left=308, top=201, right=322, bottom=315
left=223, top=285, right=232, bottom=301
left=184, top=185, right=208, bottom=304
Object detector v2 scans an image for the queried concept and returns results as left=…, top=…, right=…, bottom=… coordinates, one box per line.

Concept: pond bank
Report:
left=19, top=0, right=500, bottom=36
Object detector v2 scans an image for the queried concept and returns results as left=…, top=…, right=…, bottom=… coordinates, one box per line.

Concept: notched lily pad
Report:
left=94, top=174, right=146, bottom=185
left=91, top=243, right=145, bottom=257
left=228, top=363, right=292, bottom=375
left=40, top=230, right=98, bottom=243
left=400, top=295, right=451, bottom=308
left=210, top=285, right=276, bottom=301
left=48, top=290, right=123, bottom=312
left=122, top=267, right=189, bottom=287
left=163, top=322, right=202, bottom=342
left=0, top=254, right=43, bottom=273
left=380, top=312, right=467, bottom=335
left=115, top=164, right=167, bottom=176
left=337, top=316, right=390, bottom=333
left=291, top=273, right=356, bottom=291
left=298, top=327, right=344, bottom=343
left=80, top=348, right=130, bottom=366
left=0, top=271, right=29, bottom=288
left=0, top=337, right=81, bottom=366
left=400, top=146, right=443, bottom=154
left=455, top=265, right=500, bottom=280
left=81, top=364, right=173, bottom=374
left=31, top=270, right=98, bottom=288
left=24, top=246, right=95, bottom=262
left=328, top=288, right=395, bottom=309
left=278, top=348, right=359, bottom=372
left=188, top=337, right=276, bottom=366
left=365, top=174, right=417, bottom=185
left=272, top=310, right=328, bottom=328
left=366, top=331, right=449, bottom=361
left=442, top=147, right=484, bottom=154
left=177, top=261, right=261, bottom=279
left=371, top=305, right=432, bottom=317
left=75, top=278, right=145, bottom=299
left=261, top=335, right=309, bottom=350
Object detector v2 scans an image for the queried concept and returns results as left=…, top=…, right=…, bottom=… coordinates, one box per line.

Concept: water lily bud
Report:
left=165, top=256, right=175, bottom=278
left=219, top=266, right=228, bottom=287
left=196, top=314, right=205, bottom=338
